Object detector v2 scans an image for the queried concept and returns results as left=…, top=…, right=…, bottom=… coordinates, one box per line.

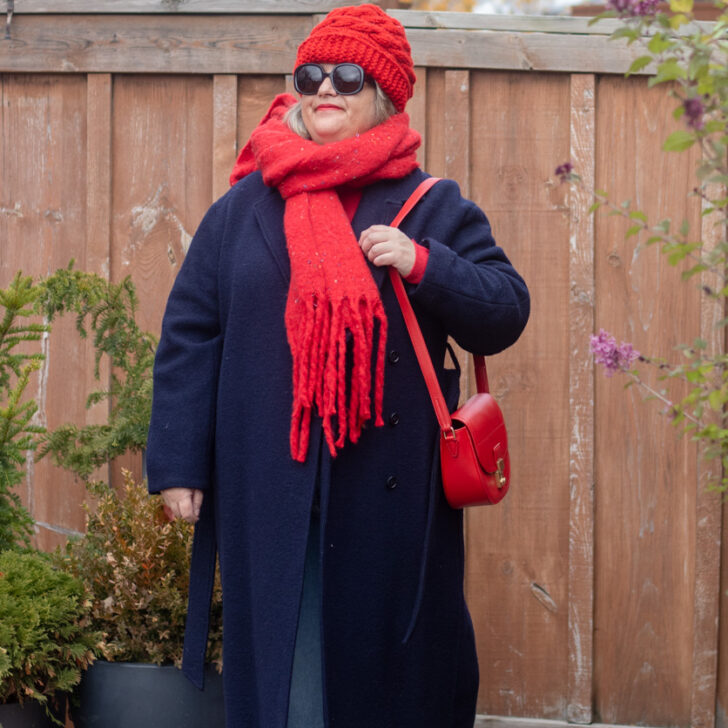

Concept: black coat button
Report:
left=386, top=475, right=398, bottom=490
left=388, top=350, right=400, bottom=364
left=388, top=412, right=400, bottom=426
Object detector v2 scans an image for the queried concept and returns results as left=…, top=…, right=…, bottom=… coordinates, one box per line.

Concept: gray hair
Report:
left=284, top=81, right=397, bottom=140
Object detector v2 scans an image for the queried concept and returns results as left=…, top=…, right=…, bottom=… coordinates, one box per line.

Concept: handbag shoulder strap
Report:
left=388, top=177, right=489, bottom=434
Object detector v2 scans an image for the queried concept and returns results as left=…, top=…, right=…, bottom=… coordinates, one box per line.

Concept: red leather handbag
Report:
left=388, top=178, right=510, bottom=508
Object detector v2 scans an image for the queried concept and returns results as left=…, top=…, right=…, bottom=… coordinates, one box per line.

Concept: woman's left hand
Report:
left=359, top=225, right=416, bottom=277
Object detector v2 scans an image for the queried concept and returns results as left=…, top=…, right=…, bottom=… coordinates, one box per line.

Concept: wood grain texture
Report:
left=409, top=66, right=427, bottom=169
left=0, top=74, right=91, bottom=549
left=392, top=10, right=623, bottom=33
left=84, top=72, right=112, bottom=487
left=212, top=75, right=238, bottom=201
left=236, top=75, right=286, bottom=153
left=443, top=70, right=471, bottom=403
left=593, top=75, right=701, bottom=727
left=423, top=69, right=446, bottom=181
left=1, top=15, right=312, bottom=74
left=406, top=28, right=654, bottom=75
left=109, top=75, right=214, bottom=486
left=110, top=74, right=212, bottom=332
left=86, top=74, right=112, bottom=278
left=392, top=10, right=712, bottom=35
left=13, top=0, right=383, bottom=13
left=690, top=181, right=724, bottom=728
left=566, top=72, right=595, bottom=727
left=466, top=71, right=572, bottom=720
left=719, top=496, right=728, bottom=728
left=1, top=16, right=656, bottom=76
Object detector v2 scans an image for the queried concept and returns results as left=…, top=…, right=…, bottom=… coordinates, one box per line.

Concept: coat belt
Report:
left=182, top=495, right=217, bottom=690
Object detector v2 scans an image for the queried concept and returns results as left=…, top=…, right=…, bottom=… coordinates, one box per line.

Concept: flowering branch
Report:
left=589, top=329, right=704, bottom=426
left=561, top=0, right=728, bottom=489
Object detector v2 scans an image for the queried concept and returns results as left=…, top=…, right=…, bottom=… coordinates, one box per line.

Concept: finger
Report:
left=359, top=226, right=393, bottom=251
left=161, top=491, right=181, bottom=520
left=364, top=242, right=387, bottom=265
left=191, top=489, right=204, bottom=520
left=370, top=249, right=396, bottom=268
left=162, top=489, right=187, bottom=520
left=176, top=494, right=196, bottom=523
left=359, top=230, right=380, bottom=254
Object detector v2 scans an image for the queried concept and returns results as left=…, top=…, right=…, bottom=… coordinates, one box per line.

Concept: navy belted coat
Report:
left=146, top=167, right=530, bottom=728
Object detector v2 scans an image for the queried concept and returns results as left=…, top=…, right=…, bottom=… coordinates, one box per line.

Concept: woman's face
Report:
left=300, top=64, right=379, bottom=145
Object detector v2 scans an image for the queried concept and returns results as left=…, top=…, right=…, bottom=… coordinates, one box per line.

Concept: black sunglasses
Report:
left=293, top=63, right=369, bottom=96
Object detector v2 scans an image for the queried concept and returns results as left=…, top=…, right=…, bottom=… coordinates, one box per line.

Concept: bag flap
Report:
left=451, top=393, right=508, bottom=474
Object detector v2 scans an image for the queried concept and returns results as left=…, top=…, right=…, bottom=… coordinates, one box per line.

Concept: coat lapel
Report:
left=253, top=189, right=290, bottom=284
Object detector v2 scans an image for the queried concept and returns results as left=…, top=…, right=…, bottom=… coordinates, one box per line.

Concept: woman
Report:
left=146, top=5, right=530, bottom=728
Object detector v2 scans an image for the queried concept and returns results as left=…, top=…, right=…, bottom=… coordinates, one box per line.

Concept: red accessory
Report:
left=389, top=178, right=510, bottom=508
left=231, top=94, right=420, bottom=462
left=295, top=4, right=416, bottom=113
left=404, top=242, right=428, bottom=284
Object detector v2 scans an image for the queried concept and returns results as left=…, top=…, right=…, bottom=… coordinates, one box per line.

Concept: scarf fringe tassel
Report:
left=289, top=295, right=387, bottom=462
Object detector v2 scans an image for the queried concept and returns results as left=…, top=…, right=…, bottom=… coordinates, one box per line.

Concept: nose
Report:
left=317, top=74, right=336, bottom=96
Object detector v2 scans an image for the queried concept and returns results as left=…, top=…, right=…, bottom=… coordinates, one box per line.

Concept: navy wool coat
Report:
left=146, top=167, right=530, bottom=728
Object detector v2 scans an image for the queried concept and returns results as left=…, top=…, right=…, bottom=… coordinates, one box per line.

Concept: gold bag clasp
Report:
left=496, top=457, right=506, bottom=489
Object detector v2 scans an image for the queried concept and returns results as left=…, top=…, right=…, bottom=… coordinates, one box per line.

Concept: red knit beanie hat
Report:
left=295, top=4, right=416, bottom=113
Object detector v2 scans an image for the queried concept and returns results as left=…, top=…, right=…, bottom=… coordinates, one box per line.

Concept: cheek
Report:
left=352, top=96, right=379, bottom=134
left=300, top=98, right=314, bottom=119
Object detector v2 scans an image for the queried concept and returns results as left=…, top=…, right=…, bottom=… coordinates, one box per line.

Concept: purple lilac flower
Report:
left=590, top=329, right=640, bottom=376
left=555, top=162, right=573, bottom=182
left=632, top=0, right=659, bottom=15
left=606, top=0, right=658, bottom=15
left=683, top=97, right=705, bottom=131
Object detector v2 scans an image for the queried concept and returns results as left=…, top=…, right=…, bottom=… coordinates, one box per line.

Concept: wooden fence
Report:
left=0, top=2, right=723, bottom=727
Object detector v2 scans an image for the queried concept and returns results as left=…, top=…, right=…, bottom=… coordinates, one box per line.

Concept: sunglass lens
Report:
left=332, top=64, right=364, bottom=94
left=295, top=65, right=324, bottom=95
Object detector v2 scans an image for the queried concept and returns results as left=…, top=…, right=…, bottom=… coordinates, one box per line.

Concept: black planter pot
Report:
left=70, top=661, right=224, bottom=728
left=0, top=694, right=66, bottom=728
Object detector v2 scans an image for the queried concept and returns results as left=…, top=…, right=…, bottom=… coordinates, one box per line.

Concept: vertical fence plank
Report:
left=424, top=69, right=445, bottom=180
left=690, top=182, right=724, bottom=728
left=410, top=66, right=427, bottom=169
left=110, top=75, right=214, bottom=486
left=236, top=75, right=287, bottom=152
left=0, top=75, right=90, bottom=550
left=85, top=73, right=112, bottom=490
left=468, top=70, right=572, bottom=720
left=86, top=74, right=112, bottom=279
left=443, top=69, right=472, bottom=400
left=444, top=70, right=470, bottom=198
left=212, top=75, right=238, bottom=202
left=593, top=76, right=701, bottom=727
left=567, top=72, right=595, bottom=725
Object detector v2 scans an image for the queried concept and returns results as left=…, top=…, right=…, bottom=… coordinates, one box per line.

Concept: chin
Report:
left=312, top=129, right=349, bottom=144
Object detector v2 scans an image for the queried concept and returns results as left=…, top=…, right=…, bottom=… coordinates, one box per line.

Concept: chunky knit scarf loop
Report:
left=230, top=93, right=421, bottom=462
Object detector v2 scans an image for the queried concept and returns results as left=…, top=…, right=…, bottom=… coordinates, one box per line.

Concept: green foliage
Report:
left=35, top=264, right=157, bottom=484
left=56, top=472, right=223, bottom=670
left=0, top=273, right=46, bottom=550
left=573, top=0, right=728, bottom=489
left=0, top=549, right=100, bottom=723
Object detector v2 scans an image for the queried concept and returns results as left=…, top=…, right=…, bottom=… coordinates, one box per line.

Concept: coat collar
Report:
left=253, top=177, right=418, bottom=289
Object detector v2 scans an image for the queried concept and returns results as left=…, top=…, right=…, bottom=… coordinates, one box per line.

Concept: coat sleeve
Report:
left=406, top=178, right=530, bottom=355
left=146, top=201, right=224, bottom=494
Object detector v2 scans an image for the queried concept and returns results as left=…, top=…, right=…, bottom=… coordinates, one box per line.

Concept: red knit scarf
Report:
left=230, top=94, right=421, bottom=462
